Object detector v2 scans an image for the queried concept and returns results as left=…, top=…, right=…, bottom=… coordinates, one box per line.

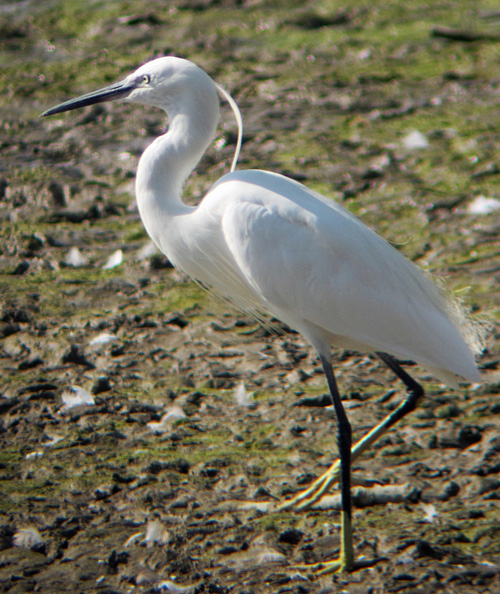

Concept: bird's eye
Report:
left=142, top=74, right=151, bottom=84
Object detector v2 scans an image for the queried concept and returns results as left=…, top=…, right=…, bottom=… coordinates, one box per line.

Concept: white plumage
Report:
left=42, top=56, right=482, bottom=573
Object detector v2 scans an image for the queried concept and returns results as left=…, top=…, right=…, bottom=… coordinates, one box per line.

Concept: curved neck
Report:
left=135, top=92, right=220, bottom=249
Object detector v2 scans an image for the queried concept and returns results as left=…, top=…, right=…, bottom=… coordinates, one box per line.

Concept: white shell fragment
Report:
left=64, top=246, right=88, bottom=267
left=61, top=386, right=95, bottom=409
left=403, top=130, right=429, bottom=150
left=420, top=502, right=439, bottom=523
left=144, top=519, right=170, bottom=546
left=13, top=528, right=44, bottom=549
left=233, top=381, right=253, bottom=407
left=157, top=581, right=195, bottom=593
left=467, top=195, right=500, bottom=215
left=89, top=333, right=117, bottom=346
left=147, top=406, right=187, bottom=433
left=103, top=249, right=123, bottom=269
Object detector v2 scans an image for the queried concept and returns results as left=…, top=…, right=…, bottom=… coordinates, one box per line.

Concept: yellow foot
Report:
left=277, top=407, right=406, bottom=512
left=296, top=556, right=381, bottom=576
left=275, top=462, right=379, bottom=513
left=275, top=461, right=342, bottom=512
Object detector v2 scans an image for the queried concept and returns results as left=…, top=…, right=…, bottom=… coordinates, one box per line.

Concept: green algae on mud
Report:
left=1, top=0, right=499, bottom=592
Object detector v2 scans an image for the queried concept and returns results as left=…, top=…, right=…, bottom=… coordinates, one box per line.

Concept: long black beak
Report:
left=41, top=79, right=136, bottom=117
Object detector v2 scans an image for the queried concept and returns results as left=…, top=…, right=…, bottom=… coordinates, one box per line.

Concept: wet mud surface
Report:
left=1, top=1, right=499, bottom=592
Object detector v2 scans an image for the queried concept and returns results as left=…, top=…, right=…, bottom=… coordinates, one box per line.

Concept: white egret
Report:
left=42, top=57, right=482, bottom=573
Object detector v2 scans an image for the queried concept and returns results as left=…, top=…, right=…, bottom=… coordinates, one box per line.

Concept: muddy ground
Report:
left=1, top=1, right=499, bottom=592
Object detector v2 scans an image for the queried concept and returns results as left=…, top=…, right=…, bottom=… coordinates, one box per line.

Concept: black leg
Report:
left=376, top=352, right=424, bottom=424
left=280, top=351, right=425, bottom=516
left=284, top=352, right=424, bottom=573
left=319, top=354, right=353, bottom=522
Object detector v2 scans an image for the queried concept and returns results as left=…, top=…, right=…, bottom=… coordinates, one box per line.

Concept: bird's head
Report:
left=41, top=56, right=218, bottom=117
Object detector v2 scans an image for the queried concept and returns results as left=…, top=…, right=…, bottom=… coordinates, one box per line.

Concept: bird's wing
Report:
left=214, top=170, right=479, bottom=382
